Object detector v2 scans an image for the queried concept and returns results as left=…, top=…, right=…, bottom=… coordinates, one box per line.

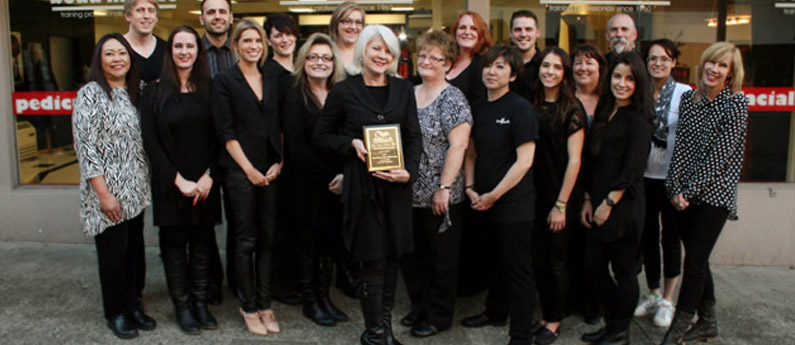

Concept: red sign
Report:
left=743, top=87, right=795, bottom=112
left=12, top=91, right=77, bottom=115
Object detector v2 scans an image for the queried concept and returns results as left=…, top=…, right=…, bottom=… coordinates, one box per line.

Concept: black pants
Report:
left=675, top=204, right=728, bottom=314
left=225, top=168, right=277, bottom=312
left=400, top=204, right=463, bottom=329
left=567, top=217, right=602, bottom=320
left=94, top=213, right=145, bottom=319
left=584, top=227, right=641, bottom=334
left=221, top=171, right=237, bottom=290
left=159, top=224, right=214, bottom=309
left=483, top=221, right=537, bottom=344
left=641, top=178, right=682, bottom=290
left=533, top=213, right=572, bottom=323
left=457, top=207, right=489, bottom=295
left=272, top=186, right=299, bottom=298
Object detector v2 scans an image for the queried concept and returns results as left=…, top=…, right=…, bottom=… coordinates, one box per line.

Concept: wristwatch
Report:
left=605, top=196, right=616, bottom=207
left=554, top=201, right=567, bottom=213
left=439, top=184, right=451, bottom=190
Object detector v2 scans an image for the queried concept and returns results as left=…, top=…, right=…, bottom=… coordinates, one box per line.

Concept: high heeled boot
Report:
left=319, top=256, right=349, bottom=321
left=298, top=250, right=335, bottom=326
left=660, top=310, right=694, bottom=345
left=381, top=263, right=402, bottom=345
left=359, top=277, right=385, bottom=345
left=683, top=301, right=718, bottom=343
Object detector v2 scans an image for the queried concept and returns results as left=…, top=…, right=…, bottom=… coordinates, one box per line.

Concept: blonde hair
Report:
left=294, top=33, right=346, bottom=106
left=124, top=0, right=158, bottom=14
left=348, top=25, right=401, bottom=76
left=695, top=42, right=744, bottom=102
left=329, top=1, right=366, bottom=43
left=231, top=19, right=267, bottom=66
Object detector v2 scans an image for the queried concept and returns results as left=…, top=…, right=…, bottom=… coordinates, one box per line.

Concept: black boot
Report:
left=161, top=241, right=196, bottom=334
left=299, top=251, right=336, bottom=326
left=194, top=303, right=217, bottom=330
left=683, top=301, right=718, bottom=343
left=359, top=277, right=385, bottom=345
left=660, top=310, right=695, bottom=345
left=595, top=330, right=629, bottom=345
left=319, top=256, right=349, bottom=322
left=189, top=230, right=217, bottom=330
left=175, top=308, right=200, bottom=335
left=336, top=255, right=360, bottom=299
left=382, top=262, right=403, bottom=345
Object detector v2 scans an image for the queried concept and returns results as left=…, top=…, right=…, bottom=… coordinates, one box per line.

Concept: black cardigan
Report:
left=212, top=64, right=282, bottom=171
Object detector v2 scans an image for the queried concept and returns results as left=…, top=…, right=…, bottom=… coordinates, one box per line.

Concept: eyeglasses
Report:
left=647, top=56, right=673, bottom=64
left=417, top=54, right=445, bottom=64
left=340, top=18, right=364, bottom=27
left=307, top=54, right=334, bottom=63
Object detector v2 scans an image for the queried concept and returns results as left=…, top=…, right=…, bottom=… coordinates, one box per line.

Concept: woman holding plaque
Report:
left=463, top=45, right=539, bottom=345
left=314, top=24, right=422, bottom=345
left=399, top=30, right=471, bottom=338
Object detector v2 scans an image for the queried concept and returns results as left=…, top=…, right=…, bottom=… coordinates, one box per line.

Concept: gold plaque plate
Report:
left=362, top=124, right=404, bottom=172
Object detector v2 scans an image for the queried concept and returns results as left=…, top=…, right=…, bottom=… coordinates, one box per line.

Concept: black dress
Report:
left=448, top=54, right=486, bottom=109
left=314, top=74, right=423, bottom=261
left=139, top=86, right=221, bottom=226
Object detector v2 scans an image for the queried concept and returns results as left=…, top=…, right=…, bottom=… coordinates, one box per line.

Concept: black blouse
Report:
left=140, top=86, right=221, bottom=226
left=665, top=87, right=748, bottom=220
left=448, top=54, right=486, bottom=108
left=582, top=105, right=651, bottom=241
left=534, top=101, right=587, bottom=208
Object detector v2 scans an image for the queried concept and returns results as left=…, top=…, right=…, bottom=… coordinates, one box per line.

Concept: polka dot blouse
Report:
left=665, top=86, right=748, bottom=220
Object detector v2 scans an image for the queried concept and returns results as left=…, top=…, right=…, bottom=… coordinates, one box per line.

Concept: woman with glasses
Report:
left=399, top=30, right=471, bottom=338
left=329, top=1, right=365, bottom=70
left=283, top=33, right=349, bottom=327
left=633, top=38, right=691, bottom=329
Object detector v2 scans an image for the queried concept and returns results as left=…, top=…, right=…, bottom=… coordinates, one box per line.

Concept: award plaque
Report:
left=362, top=124, right=404, bottom=172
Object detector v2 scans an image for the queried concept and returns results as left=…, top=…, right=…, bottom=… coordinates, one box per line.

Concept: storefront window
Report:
left=6, top=0, right=795, bottom=185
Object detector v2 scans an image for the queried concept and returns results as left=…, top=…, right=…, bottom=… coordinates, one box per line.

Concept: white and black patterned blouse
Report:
left=665, top=86, right=748, bottom=220
left=412, top=85, right=472, bottom=208
left=72, top=82, right=151, bottom=236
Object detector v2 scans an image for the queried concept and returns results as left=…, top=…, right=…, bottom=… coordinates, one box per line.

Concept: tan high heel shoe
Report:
left=258, top=309, right=281, bottom=334
left=239, top=308, right=268, bottom=336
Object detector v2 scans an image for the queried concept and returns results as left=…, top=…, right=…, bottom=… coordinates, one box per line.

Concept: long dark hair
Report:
left=88, top=33, right=141, bottom=106
left=590, top=52, right=653, bottom=150
left=532, top=47, right=580, bottom=124
left=157, top=26, right=211, bottom=105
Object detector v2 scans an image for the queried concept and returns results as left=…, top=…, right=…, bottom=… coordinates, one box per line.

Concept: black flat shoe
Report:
left=461, top=312, right=508, bottom=328
left=107, top=314, right=138, bottom=339
left=410, top=321, right=439, bottom=337
left=581, top=327, right=607, bottom=343
left=594, top=330, right=629, bottom=345
left=400, top=310, right=427, bottom=327
left=128, top=310, right=156, bottom=331
left=535, top=327, right=559, bottom=345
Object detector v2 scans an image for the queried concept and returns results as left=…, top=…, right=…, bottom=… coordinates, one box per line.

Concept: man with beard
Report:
left=509, top=10, right=542, bottom=102
left=123, top=0, right=167, bottom=83
left=605, top=13, right=638, bottom=64
left=199, top=0, right=236, bottom=304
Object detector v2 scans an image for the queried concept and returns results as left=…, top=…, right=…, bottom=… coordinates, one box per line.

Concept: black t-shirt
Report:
left=472, top=91, right=539, bottom=224
left=132, top=36, right=167, bottom=83
left=533, top=101, right=587, bottom=208
left=510, top=51, right=540, bottom=102
left=448, top=54, right=486, bottom=109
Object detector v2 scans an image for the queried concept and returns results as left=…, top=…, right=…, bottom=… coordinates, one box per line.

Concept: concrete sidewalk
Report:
left=0, top=241, right=793, bottom=345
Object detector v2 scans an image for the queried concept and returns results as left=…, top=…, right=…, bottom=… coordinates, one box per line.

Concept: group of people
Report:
left=72, top=1, right=749, bottom=345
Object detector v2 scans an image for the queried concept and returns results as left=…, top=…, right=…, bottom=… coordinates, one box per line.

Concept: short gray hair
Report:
left=347, top=25, right=400, bottom=76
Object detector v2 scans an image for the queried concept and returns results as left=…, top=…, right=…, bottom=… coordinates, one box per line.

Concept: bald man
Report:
left=605, top=13, right=638, bottom=64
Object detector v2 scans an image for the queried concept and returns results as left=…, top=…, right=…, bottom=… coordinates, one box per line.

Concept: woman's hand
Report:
left=548, top=207, right=566, bottom=232
left=372, top=169, right=410, bottom=183
left=244, top=167, right=269, bottom=187
left=432, top=189, right=450, bottom=216
left=265, top=162, right=282, bottom=182
left=465, top=188, right=479, bottom=207
left=580, top=200, right=593, bottom=229
left=329, top=174, right=344, bottom=195
left=671, top=193, right=690, bottom=211
left=196, top=173, right=213, bottom=203
left=471, top=191, right=497, bottom=211
left=593, top=201, right=612, bottom=227
left=99, top=193, right=123, bottom=223
left=351, top=139, right=367, bottom=163
left=175, top=173, right=200, bottom=197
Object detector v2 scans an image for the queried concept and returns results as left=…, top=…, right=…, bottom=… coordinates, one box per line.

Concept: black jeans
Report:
left=483, top=221, right=537, bottom=344
left=159, top=224, right=215, bottom=309
left=674, top=204, right=728, bottom=314
left=533, top=213, right=572, bottom=323
left=400, top=204, right=463, bottom=329
left=584, top=227, right=641, bottom=334
left=225, top=168, right=277, bottom=312
left=641, top=178, right=682, bottom=289
left=94, top=213, right=145, bottom=319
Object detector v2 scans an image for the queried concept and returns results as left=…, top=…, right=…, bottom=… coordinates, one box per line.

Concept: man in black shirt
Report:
left=509, top=10, right=542, bottom=101
left=605, top=13, right=638, bottom=65
left=200, top=0, right=236, bottom=78
left=122, top=0, right=166, bottom=83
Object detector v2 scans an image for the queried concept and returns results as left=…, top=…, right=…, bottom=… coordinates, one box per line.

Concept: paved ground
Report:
left=1, top=241, right=794, bottom=345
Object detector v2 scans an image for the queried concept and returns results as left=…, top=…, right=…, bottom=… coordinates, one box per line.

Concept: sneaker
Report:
left=653, top=299, right=675, bottom=327
left=634, top=293, right=661, bottom=317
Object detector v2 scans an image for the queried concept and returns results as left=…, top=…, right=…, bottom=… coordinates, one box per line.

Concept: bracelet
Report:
left=556, top=199, right=567, bottom=205
left=465, top=185, right=474, bottom=190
